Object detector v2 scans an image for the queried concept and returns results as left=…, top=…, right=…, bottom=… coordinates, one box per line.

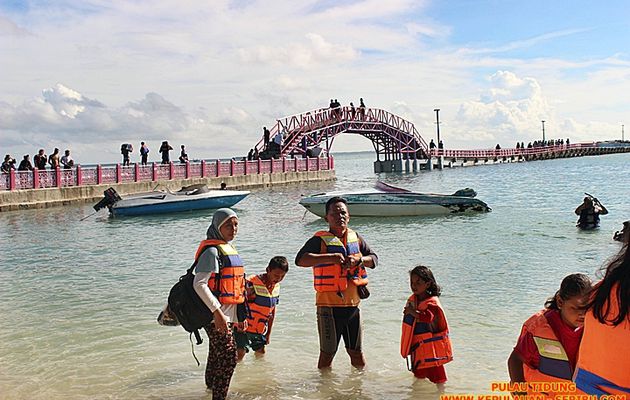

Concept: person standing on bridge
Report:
left=263, top=127, right=271, bottom=151
left=273, top=130, right=283, bottom=149
left=350, top=102, right=356, bottom=120
left=358, top=98, right=366, bottom=120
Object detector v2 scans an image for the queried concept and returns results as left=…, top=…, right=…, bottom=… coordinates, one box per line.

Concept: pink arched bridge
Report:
left=254, top=106, right=630, bottom=172
left=255, top=106, right=430, bottom=163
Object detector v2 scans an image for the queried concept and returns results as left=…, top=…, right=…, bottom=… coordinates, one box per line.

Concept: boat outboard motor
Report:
left=93, top=187, right=122, bottom=211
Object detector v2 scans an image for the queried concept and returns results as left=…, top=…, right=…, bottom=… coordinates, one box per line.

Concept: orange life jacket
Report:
left=245, top=274, right=280, bottom=335
left=575, top=284, right=630, bottom=397
left=400, top=295, right=453, bottom=371
left=519, top=310, right=574, bottom=396
left=312, top=229, right=367, bottom=293
left=195, top=239, right=245, bottom=305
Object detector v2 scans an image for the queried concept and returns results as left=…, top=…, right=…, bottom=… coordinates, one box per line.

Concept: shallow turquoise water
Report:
left=1, top=152, right=628, bottom=399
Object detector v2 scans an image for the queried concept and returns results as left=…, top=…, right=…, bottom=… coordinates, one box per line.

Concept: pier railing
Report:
left=0, top=156, right=333, bottom=191
left=426, top=143, right=597, bottom=158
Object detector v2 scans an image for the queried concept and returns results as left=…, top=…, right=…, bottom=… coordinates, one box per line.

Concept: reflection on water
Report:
left=0, top=152, right=629, bottom=399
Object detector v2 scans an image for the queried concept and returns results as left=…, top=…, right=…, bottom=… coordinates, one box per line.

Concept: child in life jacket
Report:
left=401, top=265, right=453, bottom=385
left=508, top=273, right=592, bottom=395
left=235, top=256, right=288, bottom=361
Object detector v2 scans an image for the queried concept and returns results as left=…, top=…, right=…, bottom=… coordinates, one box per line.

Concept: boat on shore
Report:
left=299, top=182, right=490, bottom=217
left=93, top=185, right=249, bottom=216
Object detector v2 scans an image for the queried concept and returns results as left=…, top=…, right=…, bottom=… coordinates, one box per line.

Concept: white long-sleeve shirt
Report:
left=192, top=246, right=237, bottom=322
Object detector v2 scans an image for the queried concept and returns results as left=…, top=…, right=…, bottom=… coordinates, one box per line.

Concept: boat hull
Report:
left=299, top=192, right=490, bottom=217
left=110, top=191, right=249, bottom=216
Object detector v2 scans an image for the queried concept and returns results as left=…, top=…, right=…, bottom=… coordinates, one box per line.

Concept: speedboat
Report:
left=93, top=185, right=249, bottom=216
left=299, top=182, right=490, bottom=217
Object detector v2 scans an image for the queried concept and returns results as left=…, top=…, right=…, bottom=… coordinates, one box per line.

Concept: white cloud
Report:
left=0, top=15, right=31, bottom=36
left=1, top=0, right=629, bottom=162
left=454, top=71, right=551, bottom=145
left=238, top=33, right=358, bottom=68
left=0, top=84, right=260, bottom=163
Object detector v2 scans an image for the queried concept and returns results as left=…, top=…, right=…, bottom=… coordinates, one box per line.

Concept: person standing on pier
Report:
left=159, top=141, right=173, bottom=164
left=295, top=196, right=378, bottom=370
left=17, top=155, right=34, bottom=171
left=575, top=196, right=608, bottom=230
left=60, top=149, right=74, bottom=169
left=140, top=142, right=149, bottom=165
left=2, top=154, right=16, bottom=172
left=48, top=148, right=60, bottom=169
left=34, top=149, right=47, bottom=170
left=179, top=145, right=189, bottom=163
left=121, top=144, right=132, bottom=166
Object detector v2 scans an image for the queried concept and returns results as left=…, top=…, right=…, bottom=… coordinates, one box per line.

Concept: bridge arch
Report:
left=254, top=107, right=430, bottom=166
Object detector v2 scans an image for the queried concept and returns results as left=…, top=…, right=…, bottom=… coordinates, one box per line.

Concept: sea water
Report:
left=1, top=152, right=628, bottom=400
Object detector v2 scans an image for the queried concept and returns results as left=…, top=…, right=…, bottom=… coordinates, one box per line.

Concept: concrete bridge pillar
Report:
left=373, top=161, right=382, bottom=173
left=437, top=156, right=444, bottom=170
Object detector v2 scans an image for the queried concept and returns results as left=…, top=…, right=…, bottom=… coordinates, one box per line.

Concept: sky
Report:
left=1, top=0, right=629, bottom=163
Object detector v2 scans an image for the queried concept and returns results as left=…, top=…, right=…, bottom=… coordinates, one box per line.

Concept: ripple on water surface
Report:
left=0, top=152, right=629, bottom=399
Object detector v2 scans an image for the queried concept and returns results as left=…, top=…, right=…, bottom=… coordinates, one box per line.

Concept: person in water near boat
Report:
left=507, top=273, right=592, bottom=397
left=401, top=265, right=453, bottom=386
left=575, top=195, right=608, bottom=230
left=235, top=256, right=288, bottom=361
left=574, top=237, right=630, bottom=396
left=192, top=208, right=246, bottom=400
left=295, top=196, right=378, bottom=369
left=613, top=221, right=630, bottom=242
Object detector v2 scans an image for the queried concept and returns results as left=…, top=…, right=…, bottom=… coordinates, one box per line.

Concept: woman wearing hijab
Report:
left=192, top=208, right=245, bottom=400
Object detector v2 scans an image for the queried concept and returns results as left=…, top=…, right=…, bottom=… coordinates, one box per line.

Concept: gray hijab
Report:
left=206, top=208, right=238, bottom=241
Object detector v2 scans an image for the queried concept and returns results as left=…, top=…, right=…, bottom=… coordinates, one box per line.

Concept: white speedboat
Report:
left=93, top=185, right=249, bottom=216
left=299, top=182, right=490, bottom=217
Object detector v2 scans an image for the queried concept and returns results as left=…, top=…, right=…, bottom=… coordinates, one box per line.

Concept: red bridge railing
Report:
left=255, top=106, right=428, bottom=158
left=426, top=143, right=597, bottom=158
left=0, top=157, right=333, bottom=191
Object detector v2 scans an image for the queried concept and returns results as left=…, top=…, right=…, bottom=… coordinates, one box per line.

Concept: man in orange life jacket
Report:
left=296, top=196, right=378, bottom=369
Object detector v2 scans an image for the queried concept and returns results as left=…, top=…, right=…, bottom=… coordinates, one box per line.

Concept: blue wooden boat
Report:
left=93, top=185, right=249, bottom=216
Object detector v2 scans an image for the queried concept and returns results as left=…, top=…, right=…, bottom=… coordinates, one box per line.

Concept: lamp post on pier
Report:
left=434, top=108, right=441, bottom=145
left=623, top=124, right=625, bottom=141
left=541, top=120, right=546, bottom=143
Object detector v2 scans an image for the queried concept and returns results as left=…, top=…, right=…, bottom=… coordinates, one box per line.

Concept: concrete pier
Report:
left=0, top=166, right=335, bottom=212
left=418, top=143, right=630, bottom=170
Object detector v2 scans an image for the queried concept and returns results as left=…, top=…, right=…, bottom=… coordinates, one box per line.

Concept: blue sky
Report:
left=1, top=0, right=629, bottom=163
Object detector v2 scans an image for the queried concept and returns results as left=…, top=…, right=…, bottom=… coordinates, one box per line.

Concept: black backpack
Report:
left=166, top=255, right=216, bottom=346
